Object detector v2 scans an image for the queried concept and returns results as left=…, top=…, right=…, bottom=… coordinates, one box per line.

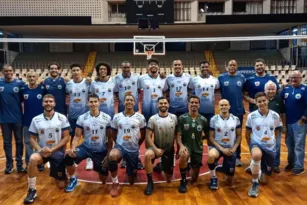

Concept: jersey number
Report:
left=92, top=130, right=98, bottom=135
left=124, top=129, right=131, bottom=133
left=48, top=133, right=53, bottom=138
left=224, top=131, right=228, bottom=136
left=176, top=86, right=182, bottom=92
left=264, top=130, right=268, bottom=135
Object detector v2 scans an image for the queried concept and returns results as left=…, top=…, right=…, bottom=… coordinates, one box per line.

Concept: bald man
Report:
left=218, top=60, right=245, bottom=166
left=207, top=99, right=241, bottom=189
left=279, top=71, right=307, bottom=175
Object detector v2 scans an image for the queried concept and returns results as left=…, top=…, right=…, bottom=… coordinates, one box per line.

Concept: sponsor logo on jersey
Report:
left=237, top=81, right=242, bottom=86
left=58, top=85, right=62, bottom=89
left=13, top=87, right=19, bottom=92
left=46, top=140, right=55, bottom=145
left=197, top=125, right=202, bottom=131
left=123, top=136, right=131, bottom=140
left=99, top=98, right=107, bottom=102
left=37, top=94, right=42, bottom=99
left=0, top=87, right=4, bottom=92
left=24, top=94, right=29, bottom=99
left=295, top=94, right=301, bottom=99
left=202, top=92, right=209, bottom=97
left=74, top=98, right=81, bottom=103
left=91, top=136, right=99, bottom=141
left=184, top=124, right=189, bottom=130
left=175, top=91, right=183, bottom=96
left=261, top=136, right=270, bottom=141
left=224, top=81, right=229, bottom=86
left=125, top=91, right=132, bottom=96
left=221, top=138, right=230, bottom=142
left=151, top=94, right=158, bottom=98
left=254, top=81, right=260, bottom=86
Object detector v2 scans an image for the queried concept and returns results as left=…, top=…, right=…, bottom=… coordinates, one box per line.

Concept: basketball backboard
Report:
left=133, top=35, right=165, bottom=59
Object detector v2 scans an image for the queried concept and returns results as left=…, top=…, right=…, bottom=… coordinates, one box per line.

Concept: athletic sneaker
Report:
left=65, top=177, right=78, bottom=192
left=178, top=180, right=187, bottom=193
left=24, top=189, right=37, bottom=204
left=248, top=182, right=259, bottom=198
left=209, top=177, right=218, bottom=190
left=144, top=181, right=154, bottom=195
left=236, top=159, right=243, bottom=167
left=86, top=158, right=93, bottom=170
left=109, top=183, right=120, bottom=197
left=17, top=166, right=27, bottom=173
left=273, top=166, right=280, bottom=173
left=292, top=169, right=305, bottom=176
left=4, top=166, right=13, bottom=174
left=284, top=164, right=294, bottom=172
left=120, top=160, right=127, bottom=168
left=137, top=158, right=144, bottom=170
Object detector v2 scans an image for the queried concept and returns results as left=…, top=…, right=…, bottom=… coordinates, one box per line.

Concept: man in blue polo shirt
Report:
left=22, top=71, right=45, bottom=170
left=279, top=71, right=307, bottom=175
left=44, top=62, right=67, bottom=115
left=0, top=64, right=26, bottom=174
left=218, top=60, right=245, bottom=166
left=244, top=58, right=280, bottom=112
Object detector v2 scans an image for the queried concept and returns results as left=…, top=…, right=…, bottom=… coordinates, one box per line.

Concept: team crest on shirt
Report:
left=95, top=88, right=99, bottom=93
left=146, top=85, right=150, bottom=89
left=100, top=126, right=104, bottom=130
left=37, top=94, right=42, bottom=99
left=256, top=126, right=260, bottom=131
left=254, top=81, right=260, bottom=86
left=295, top=94, right=301, bottom=99
left=131, top=124, right=136, bottom=129
left=183, top=83, right=187, bottom=87
left=82, top=89, right=86, bottom=93
left=86, top=126, right=90, bottom=131
left=119, top=84, right=123, bottom=88
left=108, top=88, right=112, bottom=92
left=55, top=128, right=59, bottom=132
left=132, top=81, right=136, bottom=85
left=224, top=81, right=229, bottom=86
left=217, top=128, right=221, bottom=132
left=231, top=127, right=235, bottom=131
left=284, top=93, right=289, bottom=98
left=184, top=124, right=189, bottom=130
left=210, top=84, right=214, bottom=88
left=237, top=81, right=242, bottom=86
left=158, top=85, right=161, bottom=89
left=40, top=130, right=44, bottom=134
left=23, top=94, right=29, bottom=99
left=270, top=126, right=274, bottom=130
left=197, top=125, right=202, bottom=131
left=58, top=85, right=62, bottom=89
left=0, top=87, right=4, bottom=92
left=13, top=87, right=19, bottom=92
left=46, top=85, right=50, bottom=89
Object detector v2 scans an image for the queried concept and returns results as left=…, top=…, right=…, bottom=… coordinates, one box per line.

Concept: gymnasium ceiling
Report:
left=0, top=22, right=301, bottom=38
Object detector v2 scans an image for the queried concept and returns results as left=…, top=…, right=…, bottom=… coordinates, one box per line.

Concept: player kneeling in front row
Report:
left=24, top=94, right=71, bottom=204
left=207, top=99, right=241, bottom=189
left=177, top=95, right=209, bottom=193
left=246, top=92, right=281, bottom=197
left=64, top=94, right=112, bottom=192
left=108, top=94, right=146, bottom=197
left=144, top=97, right=178, bottom=195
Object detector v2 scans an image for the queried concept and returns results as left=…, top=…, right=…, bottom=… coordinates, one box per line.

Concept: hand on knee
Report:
left=250, top=159, right=261, bottom=175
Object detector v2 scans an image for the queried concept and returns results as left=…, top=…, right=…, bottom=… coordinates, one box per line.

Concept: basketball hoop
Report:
left=145, top=50, right=153, bottom=60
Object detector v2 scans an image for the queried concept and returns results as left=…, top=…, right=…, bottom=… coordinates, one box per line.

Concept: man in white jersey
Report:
left=138, top=58, right=165, bottom=121
left=108, top=94, right=146, bottom=197
left=64, top=94, right=112, bottom=192
left=246, top=92, right=281, bottom=198
left=89, top=62, right=115, bottom=119
left=207, top=99, right=241, bottom=190
left=163, top=59, right=192, bottom=117
left=24, top=94, right=70, bottom=204
left=143, top=97, right=177, bottom=195
left=189, top=60, right=220, bottom=122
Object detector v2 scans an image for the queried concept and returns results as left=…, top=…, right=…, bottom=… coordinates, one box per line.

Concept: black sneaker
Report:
left=17, top=166, right=27, bottom=173
left=4, top=166, right=13, bottom=174
left=137, top=158, right=144, bottom=170
left=284, top=164, right=294, bottom=172
left=24, top=189, right=37, bottom=204
left=292, top=169, right=305, bottom=176
left=273, top=166, right=280, bottom=173
left=178, top=180, right=187, bottom=193
left=153, top=162, right=162, bottom=173
left=144, top=181, right=154, bottom=195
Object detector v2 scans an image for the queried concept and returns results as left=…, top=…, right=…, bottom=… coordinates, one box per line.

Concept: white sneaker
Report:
left=85, top=158, right=93, bottom=170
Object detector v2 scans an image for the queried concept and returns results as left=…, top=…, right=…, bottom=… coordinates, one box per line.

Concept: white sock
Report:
left=28, top=177, right=36, bottom=190
left=70, top=175, right=76, bottom=179
left=210, top=170, right=216, bottom=178
left=112, top=176, right=119, bottom=183
left=252, top=178, right=259, bottom=183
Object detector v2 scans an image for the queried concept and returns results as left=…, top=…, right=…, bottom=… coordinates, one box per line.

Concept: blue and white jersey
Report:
left=89, top=78, right=115, bottom=118
left=138, top=74, right=165, bottom=120
left=76, top=111, right=111, bottom=152
left=111, top=112, right=146, bottom=152
left=189, top=75, right=219, bottom=114
left=163, top=73, right=192, bottom=114
left=0, top=78, right=25, bottom=123
left=66, top=78, right=90, bottom=120
left=246, top=110, right=282, bottom=155
left=218, top=73, right=245, bottom=116
left=279, top=84, right=307, bottom=124
left=113, top=73, right=140, bottom=112
left=210, top=114, right=240, bottom=148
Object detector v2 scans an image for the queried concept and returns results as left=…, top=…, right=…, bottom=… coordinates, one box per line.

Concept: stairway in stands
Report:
left=84, top=51, right=97, bottom=77
left=204, top=50, right=220, bottom=77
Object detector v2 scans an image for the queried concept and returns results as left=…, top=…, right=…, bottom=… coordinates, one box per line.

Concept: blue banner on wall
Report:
left=237, top=67, right=255, bottom=78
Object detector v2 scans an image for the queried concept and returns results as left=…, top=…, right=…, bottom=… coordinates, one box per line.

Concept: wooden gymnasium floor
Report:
left=0, top=101, right=307, bottom=205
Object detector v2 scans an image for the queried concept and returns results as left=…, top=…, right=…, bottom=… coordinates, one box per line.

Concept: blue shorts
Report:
left=41, top=151, right=67, bottom=180
left=114, top=144, right=139, bottom=177
left=65, top=144, right=108, bottom=175
left=211, top=147, right=236, bottom=176
left=250, top=143, right=274, bottom=176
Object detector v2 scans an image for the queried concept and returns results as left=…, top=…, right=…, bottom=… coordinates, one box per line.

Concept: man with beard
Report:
left=207, top=99, right=241, bottom=190
left=24, top=94, right=70, bottom=204
left=244, top=59, right=280, bottom=112
left=279, top=71, right=307, bottom=175
left=64, top=94, right=112, bottom=192
left=163, top=60, right=192, bottom=117
left=43, top=62, right=67, bottom=115
left=138, top=58, right=165, bottom=121
left=189, top=60, right=220, bottom=122
left=108, top=94, right=146, bottom=197
left=143, top=97, right=177, bottom=195
left=89, top=62, right=115, bottom=119
left=0, top=64, right=26, bottom=174
left=218, top=60, right=245, bottom=166
left=176, top=95, right=209, bottom=193
left=22, top=71, right=45, bottom=171
left=245, top=92, right=281, bottom=198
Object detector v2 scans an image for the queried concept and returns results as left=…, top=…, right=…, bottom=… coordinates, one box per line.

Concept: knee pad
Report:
left=250, top=159, right=261, bottom=175
left=108, top=160, right=118, bottom=172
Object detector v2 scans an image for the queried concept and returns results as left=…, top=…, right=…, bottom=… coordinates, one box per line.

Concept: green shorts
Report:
left=186, top=146, right=203, bottom=168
